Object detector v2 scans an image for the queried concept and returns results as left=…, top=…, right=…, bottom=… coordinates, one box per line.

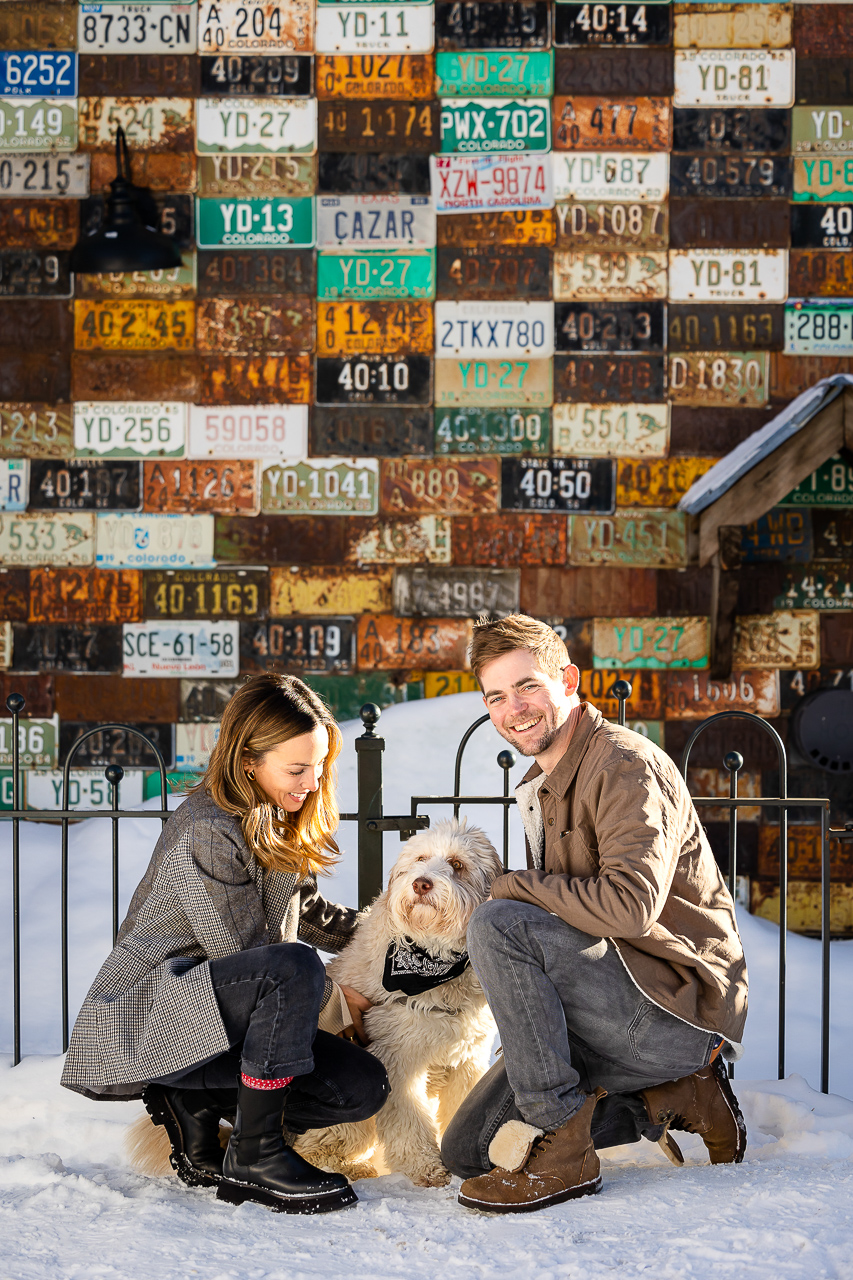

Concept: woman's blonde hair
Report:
left=197, top=673, right=342, bottom=877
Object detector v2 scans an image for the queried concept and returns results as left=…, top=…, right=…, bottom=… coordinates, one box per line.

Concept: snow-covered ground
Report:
left=2, top=693, right=852, bottom=1278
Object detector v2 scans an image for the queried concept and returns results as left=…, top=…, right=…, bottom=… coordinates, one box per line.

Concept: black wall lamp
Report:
left=69, top=126, right=182, bottom=274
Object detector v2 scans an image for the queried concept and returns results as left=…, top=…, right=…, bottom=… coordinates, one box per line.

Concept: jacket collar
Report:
left=517, top=702, right=604, bottom=798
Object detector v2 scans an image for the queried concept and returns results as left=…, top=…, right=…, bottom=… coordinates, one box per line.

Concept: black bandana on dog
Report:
left=382, top=939, right=470, bottom=996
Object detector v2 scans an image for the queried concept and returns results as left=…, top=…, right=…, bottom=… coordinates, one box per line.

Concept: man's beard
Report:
left=499, top=717, right=563, bottom=758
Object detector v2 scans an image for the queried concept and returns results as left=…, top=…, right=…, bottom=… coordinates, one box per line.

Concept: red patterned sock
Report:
left=240, top=1072, right=294, bottom=1091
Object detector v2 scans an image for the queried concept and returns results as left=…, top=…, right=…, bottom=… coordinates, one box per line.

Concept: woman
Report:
left=61, top=674, right=388, bottom=1215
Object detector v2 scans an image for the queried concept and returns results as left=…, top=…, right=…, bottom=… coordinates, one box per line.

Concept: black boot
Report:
left=217, top=1081, right=357, bottom=1215
left=143, top=1083, right=237, bottom=1188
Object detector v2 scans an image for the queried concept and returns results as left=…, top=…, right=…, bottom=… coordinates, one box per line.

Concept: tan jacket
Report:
left=491, top=703, right=748, bottom=1045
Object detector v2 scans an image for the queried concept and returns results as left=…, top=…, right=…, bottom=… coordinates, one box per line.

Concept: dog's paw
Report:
left=408, top=1164, right=452, bottom=1188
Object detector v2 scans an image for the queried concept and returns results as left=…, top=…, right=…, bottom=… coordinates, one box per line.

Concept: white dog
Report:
left=296, top=819, right=501, bottom=1187
left=127, top=819, right=501, bottom=1189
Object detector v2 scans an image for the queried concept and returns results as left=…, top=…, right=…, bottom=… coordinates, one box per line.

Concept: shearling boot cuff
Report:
left=488, top=1120, right=544, bottom=1173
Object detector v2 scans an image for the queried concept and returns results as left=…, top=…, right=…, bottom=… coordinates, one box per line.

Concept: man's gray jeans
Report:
left=441, top=899, right=717, bottom=1179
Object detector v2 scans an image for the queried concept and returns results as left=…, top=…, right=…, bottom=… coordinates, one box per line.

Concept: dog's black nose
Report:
left=413, top=877, right=433, bottom=896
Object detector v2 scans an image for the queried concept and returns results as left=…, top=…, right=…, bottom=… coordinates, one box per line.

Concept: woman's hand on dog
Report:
left=340, top=984, right=372, bottom=1046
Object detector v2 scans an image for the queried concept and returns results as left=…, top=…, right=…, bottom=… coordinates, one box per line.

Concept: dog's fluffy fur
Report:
left=126, top=818, right=501, bottom=1188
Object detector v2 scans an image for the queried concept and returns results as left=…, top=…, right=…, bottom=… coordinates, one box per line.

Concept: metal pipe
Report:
left=7, top=692, right=24, bottom=1066
left=107, top=765, right=124, bottom=945
left=498, top=750, right=516, bottom=871
left=453, top=714, right=490, bottom=819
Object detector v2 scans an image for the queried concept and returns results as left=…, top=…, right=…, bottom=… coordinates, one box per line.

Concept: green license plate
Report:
left=792, top=108, right=853, bottom=156
left=196, top=196, right=315, bottom=249
left=0, top=714, right=59, bottom=768
left=436, top=52, right=554, bottom=99
left=793, top=157, right=853, bottom=203
left=434, top=406, right=551, bottom=454
left=774, top=565, right=853, bottom=611
left=780, top=450, right=853, bottom=506
left=0, top=97, right=77, bottom=151
left=785, top=300, right=853, bottom=355
left=317, top=250, right=435, bottom=300
left=439, top=98, right=551, bottom=154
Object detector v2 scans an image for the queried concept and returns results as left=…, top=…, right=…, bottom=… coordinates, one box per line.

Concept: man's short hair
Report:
left=469, top=614, right=570, bottom=687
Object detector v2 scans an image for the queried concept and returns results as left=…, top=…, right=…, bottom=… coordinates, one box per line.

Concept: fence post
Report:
left=724, top=750, right=743, bottom=902
left=7, top=692, right=24, bottom=1066
left=355, top=703, right=384, bottom=910
left=498, top=749, right=516, bottom=871
left=107, top=764, right=124, bottom=945
left=612, top=680, right=632, bottom=728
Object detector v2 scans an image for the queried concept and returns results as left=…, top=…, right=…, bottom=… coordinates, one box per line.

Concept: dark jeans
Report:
left=441, top=900, right=715, bottom=1178
left=153, top=942, right=389, bottom=1133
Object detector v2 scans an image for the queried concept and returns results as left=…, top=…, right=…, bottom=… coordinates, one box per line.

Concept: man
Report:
left=441, top=615, right=748, bottom=1214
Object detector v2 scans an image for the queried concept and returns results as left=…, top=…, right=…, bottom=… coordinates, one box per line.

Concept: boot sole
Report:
left=711, top=1059, right=747, bottom=1165
left=142, top=1086, right=221, bottom=1190
left=458, top=1175, right=602, bottom=1215
left=216, top=1178, right=358, bottom=1215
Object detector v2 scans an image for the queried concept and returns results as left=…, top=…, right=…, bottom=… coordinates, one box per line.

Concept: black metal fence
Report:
left=2, top=685, right=849, bottom=1096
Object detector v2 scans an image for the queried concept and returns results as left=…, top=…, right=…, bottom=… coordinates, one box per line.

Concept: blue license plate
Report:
left=0, top=51, right=77, bottom=96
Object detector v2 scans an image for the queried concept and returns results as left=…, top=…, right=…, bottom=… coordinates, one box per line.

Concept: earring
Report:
left=247, top=769, right=255, bottom=780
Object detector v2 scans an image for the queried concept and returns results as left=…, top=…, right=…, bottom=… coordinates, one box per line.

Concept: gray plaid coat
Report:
left=60, top=787, right=358, bottom=1101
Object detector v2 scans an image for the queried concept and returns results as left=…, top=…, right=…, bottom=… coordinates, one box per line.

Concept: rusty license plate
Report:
left=813, top=511, right=853, bottom=562
left=75, top=253, right=196, bottom=300
left=73, top=300, right=194, bottom=351
left=200, top=54, right=313, bottom=96
left=0, top=513, right=95, bottom=567
left=315, top=354, right=432, bottom=405
left=0, top=403, right=73, bottom=458
left=316, top=301, right=433, bottom=355
left=71, top=352, right=198, bottom=402
left=436, top=1, right=550, bottom=50
left=0, top=200, right=79, bottom=249
left=451, top=513, right=566, bottom=566
left=394, top=567, right=520, bottom=617
left=669, top=198, right=790, bottom=250
left=89, top=150, right=196, bottom=192
left=554, top=249, right=667, bottom=300
left=741, top=509, right=814, bottom=565
left=555, top=301, right=665, bottom=352
left=795, top=61, right=853, bottom=109
left=434, top=357, right=553, bottom=406
left=555, top=3, right=672, bottom=48
left=77, top=97, right=195, bottom=151
left=579, top=669, right=665, bottom=720
left=79, top=54, right=199, bottom=97
left=213, top=514, right=347, bottom=565
left=0, top=249, right=71, bottom=299
left=553, top=96, right=671, bottom=151
left=670, top=153, right=792, bottom=199
left=195, top=296, right=314, bottom=352
left=197, top=248, right=314, bottom=296
left=568, top=510, right=687, bottom=568
left=774, top=565, right=853, bottom=612
left=770, top=354, right=853, bottom=401
left=143, top=460, right=260, bottom=515
left=179, top=678, right=242, bottom=721
left=28, top=460, right=141, bottom=512
left=345, top=516, right=451, bottom=565
left=434, top=406, right=551, bottom=455
left=319, top=99, right=439, bottom=152
left=789, top=251, right=853, bottom=297
left=422, top=671, right=480, bottom=696
left=381, top=457, right=500, bottom=516
left=199, top=0, right=314, bottom=54
left=668, top=352, right=770, bottom=406
left=732, top=612, right=820, bottom=670
left=554, top=200, right=667, bottom=253
left=554, top=353, right=665, bottom=402
left=616, top=457, right=716, bottom=508
left=502, top=457, right=615, bottom=513
left=0, top=3, right=76, bottom=51
left=593, top=615, right=710, bottom=670
left=144, top=568, right=268, bottom=620
left=315, top=55, right=435, bottom=99
left=356, top=615, right=473, bottom=671
left=666, top=668, right=780, bottom=719
left=673, top=4, right=792, bottom=50
left=310, top=405, right=431, bottom=456
left=262, top=457, right=379, bottom=515
left=241, top=617, right=356, bottom=673
left=318, top=151, right=431, bottom=194
left=10, top=624, right=121, bottom=674
left=437, top=209, right=554, bottom=248
left=198, top=353, right=312, bottom=404
left=28, top=568, right=141, bottom=625
left=555, top=48, right=674, bottom=97
left=197, top=154, right=316, bottom=196
left=436, top=245, right=552, bottom=300
left=60, top=722, right=174, bottom=770
left=668, top=304, right=784, bottom=352
left=269, top=567, right=391, bottom=616
left=0, top=673, right=53, bottom=716
left=672, top=107, right=790, bottom=155
left=553, top=402, right=669, bottom=457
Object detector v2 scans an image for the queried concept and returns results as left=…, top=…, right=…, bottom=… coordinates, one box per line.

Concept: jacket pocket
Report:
left=547, top=829, right=598, bottom=876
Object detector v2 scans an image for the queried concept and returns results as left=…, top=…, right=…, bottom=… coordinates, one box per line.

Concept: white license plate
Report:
left=26, top=768, right=145, bottom=810
left=316, top=5, right=435, bottom=52
left=123, top=621, right=239, bottom=676
left=199, top=0, right=314, bottom=52
left=96, top=513, right=215, bottom=568
left=668, top=249, right=788, bottom=302
left=785, top=301, right=853, bottom=355
left=674, top=49, right=794, bottom=107
left=0, top=513, right=95, bottom=566
left=196, top=96, right=317, bottom=154
left=554, top=250, right=668, bottom=300
left=187, top=403, right=308, bottom=459
left=316, top=195, right=436, bottom=249
left=74, top=402, right=187, bottom=457
left=553, top=403, right=670, bottom=457
left=431, top=154, right=553, bottom=212
left=78, top=3, right=198, bottom=53
left=0, top=716, right=59, bottom=768
left=0, top=97, right=77, bottom=151
left=0, top=459, right=27, bottom=511
left=78, top=97, right=194, bottom=149
left=262, top=456, right=379, bottom=514
left=435, top=301, right=554, bottom=358
left=0, top=152, right=89, bottom=196
left=0, top=622, right=10, bottom=669
left=175, top=721, right=220, bottom=768
left=552, top=152, right=669, bottom=202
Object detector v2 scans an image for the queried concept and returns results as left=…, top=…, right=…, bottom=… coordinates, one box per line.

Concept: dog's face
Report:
left=385, top=819, right=502, bottom=950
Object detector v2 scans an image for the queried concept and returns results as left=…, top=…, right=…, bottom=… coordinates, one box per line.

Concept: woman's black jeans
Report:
left=153, top=943, right=389, bottom=1133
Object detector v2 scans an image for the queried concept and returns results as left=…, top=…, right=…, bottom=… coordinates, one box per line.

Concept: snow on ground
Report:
left=2, top=693, right=853, bottom=1278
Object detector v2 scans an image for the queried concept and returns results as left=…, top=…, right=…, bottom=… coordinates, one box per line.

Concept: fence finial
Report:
left=5, top=693, right=25, bottom=715
left=360, top=703, right=381, bottom=738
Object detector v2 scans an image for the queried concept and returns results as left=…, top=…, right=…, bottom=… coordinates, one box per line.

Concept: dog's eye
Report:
left=416, top=855, right=429, bottom=862
left=449, top=859, right=464, bottom=874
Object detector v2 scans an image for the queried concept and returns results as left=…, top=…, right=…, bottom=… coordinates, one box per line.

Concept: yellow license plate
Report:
left=74, top=300, right=195, bottom=350
left=317, top=301, right=433, bottom=356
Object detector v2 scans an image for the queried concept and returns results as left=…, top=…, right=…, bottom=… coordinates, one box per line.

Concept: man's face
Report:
left=480, top=649, right=580, bottom=758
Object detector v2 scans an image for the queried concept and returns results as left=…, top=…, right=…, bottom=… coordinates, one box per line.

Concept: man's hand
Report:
left=339, top=984, right=372, bottom=1046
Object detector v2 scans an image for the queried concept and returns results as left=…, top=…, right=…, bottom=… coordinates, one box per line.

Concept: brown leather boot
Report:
left=641, top=1057, right=747, bottom=1166
left=457, top=1088, right=605, bottom=1214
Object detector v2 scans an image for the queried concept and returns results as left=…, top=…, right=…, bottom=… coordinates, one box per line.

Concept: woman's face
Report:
left=245, top=726, right=329, bottom=813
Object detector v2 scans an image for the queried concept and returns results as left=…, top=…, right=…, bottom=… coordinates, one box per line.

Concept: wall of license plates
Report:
left=0, top=0, right=852, bottom=927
